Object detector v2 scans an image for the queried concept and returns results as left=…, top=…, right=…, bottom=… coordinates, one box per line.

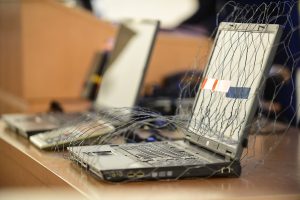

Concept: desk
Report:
left=0, top=121, right=299, bottom=200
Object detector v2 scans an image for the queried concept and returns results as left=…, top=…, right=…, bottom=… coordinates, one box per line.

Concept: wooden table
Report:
left=0, top=121, right=299, bottom=200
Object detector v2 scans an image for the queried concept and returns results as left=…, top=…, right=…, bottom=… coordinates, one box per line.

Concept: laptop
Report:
left=68, top=22, right=282, bottom=182
left=2, top=19, right=159, bottom=140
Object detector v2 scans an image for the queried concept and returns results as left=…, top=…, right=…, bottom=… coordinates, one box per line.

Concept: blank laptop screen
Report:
left=94, top=20, right=158, bottom=110
left=188, top=23, right=279, bottom=150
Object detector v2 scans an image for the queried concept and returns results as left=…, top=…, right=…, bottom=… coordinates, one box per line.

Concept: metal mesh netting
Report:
left=45, top=1, right=299, bottom=182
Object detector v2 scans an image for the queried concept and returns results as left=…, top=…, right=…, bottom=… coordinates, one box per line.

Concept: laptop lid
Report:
left=186, top=22, right=282, bottom=160
left=93, top=19, right=159, bottom=112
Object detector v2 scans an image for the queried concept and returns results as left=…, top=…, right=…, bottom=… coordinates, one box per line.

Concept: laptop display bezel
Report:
left=185, top=22, right=283, bottom=160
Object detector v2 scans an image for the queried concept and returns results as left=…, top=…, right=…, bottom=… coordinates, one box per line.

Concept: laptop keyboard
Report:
left=43, top=112, right=83, bottom=125
left=30, top=119, right=115, bottom=149
left=119, top=142, right=208, bottom=167
left=18, top=113, right=83, bottom=125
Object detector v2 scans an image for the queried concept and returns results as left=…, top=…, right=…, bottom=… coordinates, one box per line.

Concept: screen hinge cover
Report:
left=185, top=132, right=236, bottom=161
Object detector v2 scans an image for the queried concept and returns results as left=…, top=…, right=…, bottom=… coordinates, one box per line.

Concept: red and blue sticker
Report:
left=225, top=87, right=250, bottom=99
left=201, top=78, right=250, bottom=99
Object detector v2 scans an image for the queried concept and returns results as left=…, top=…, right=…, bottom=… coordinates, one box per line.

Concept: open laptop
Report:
left=68, top=22, right=282, bottom=182
left=2, top=19, right=159, bottom=140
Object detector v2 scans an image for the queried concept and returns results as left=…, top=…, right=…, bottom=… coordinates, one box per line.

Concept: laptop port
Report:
left=151, top=172, right=158, bottom=178
left=221, top=167, right=231, bottom=174
left=136, top=171, right=144, bottom=178
left=127, top=171, right=135, bottom=178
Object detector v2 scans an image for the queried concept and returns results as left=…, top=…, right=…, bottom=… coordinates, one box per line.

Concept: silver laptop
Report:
left=2, top=19, right=159, bottom=140
left=68, top=22, right=282, bottom=181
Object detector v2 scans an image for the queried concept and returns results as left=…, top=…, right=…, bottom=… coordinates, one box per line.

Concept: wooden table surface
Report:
left=0, top=121, right=299, bottom=200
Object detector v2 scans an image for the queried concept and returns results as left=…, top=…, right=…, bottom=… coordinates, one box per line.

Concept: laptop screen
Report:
left=94, top=20, right=158, bottom=110
left=188, top=23, right=281, bottom=157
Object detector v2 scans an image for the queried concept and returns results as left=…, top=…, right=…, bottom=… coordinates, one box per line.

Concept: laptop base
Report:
left=70, top=152, right=241, bottom=182
left=68, top=141, right=241, bottom=182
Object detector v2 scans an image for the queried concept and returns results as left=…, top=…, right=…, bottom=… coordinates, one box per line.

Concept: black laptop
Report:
left=68, top=22, right=282, bottom=182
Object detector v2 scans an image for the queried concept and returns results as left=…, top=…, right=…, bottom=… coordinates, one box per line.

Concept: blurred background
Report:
left=1, top=0, right=299, bottom=125
left=0, top=0, right=210, bottom=115
left=0, top=0, right=300, bottom=198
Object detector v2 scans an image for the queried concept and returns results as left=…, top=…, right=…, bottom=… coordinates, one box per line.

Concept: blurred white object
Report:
left=57, top=0, right=78, bottom=7
left=91, top=0, right=198, bottom=29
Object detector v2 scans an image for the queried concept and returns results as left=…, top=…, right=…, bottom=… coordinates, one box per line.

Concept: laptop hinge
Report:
left=185, top=132, right=236, bottom=161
